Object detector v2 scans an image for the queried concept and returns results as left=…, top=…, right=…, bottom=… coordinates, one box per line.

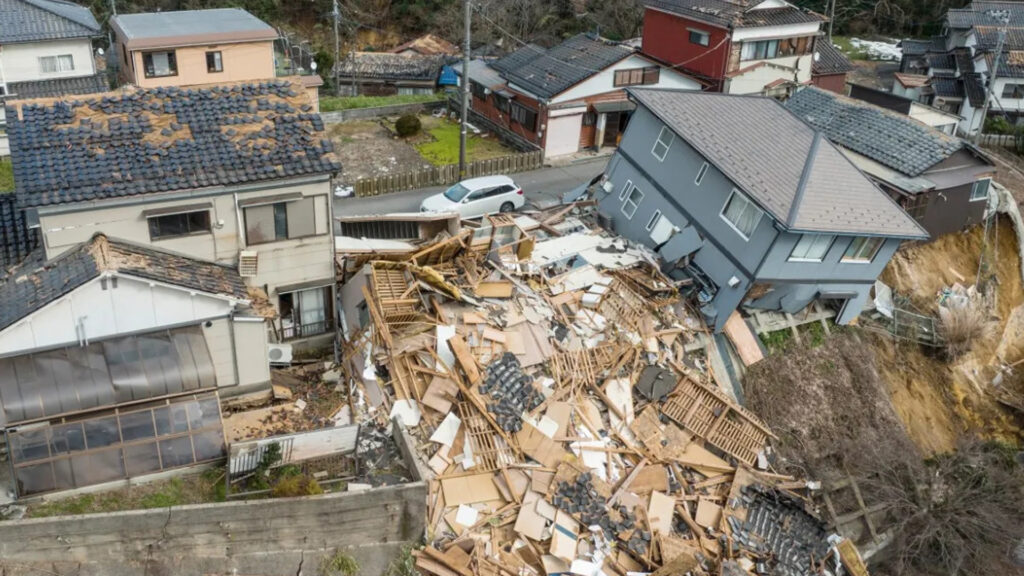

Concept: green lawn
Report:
left=320, top=93, right=443, bottom=112
left=415, top=120, right=512, bottom=166
left=0, top=156, right=13, bottom=193
left=831, top=36, right=870, bottom=60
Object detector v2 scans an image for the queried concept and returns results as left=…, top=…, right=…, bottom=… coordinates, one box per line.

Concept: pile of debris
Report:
left=336, top=205, right=868, bottom=576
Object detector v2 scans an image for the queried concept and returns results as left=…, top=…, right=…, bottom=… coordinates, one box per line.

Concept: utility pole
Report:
left=974, top=10, right=1010, bottom=144
left=459, top=0, right=471, bottom=178
left=333, top=0, right=341, bottom=96
left=826, top=0, right=835, bottom=42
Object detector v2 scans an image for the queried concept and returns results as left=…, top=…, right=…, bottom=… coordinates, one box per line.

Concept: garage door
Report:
left=545, top=114, right=583, bottom=158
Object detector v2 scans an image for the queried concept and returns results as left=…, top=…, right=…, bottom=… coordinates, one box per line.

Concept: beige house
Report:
left=5, top=78, right=340, bottom=347
left=110, top=8, right=321, bottom=110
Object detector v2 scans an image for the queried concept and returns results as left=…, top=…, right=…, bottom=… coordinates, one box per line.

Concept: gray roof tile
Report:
left=111, top=9, right=273, bottom=40
left=785, top=86, right=963, bottom=177
left=0, top=0, right=99, bottom=43
left=6, top=72, right=106, bottom=99
left=963, top=72, right=987, bottom=106
left=0, top=234, right=248, bottom=331
left=931, top=75, right=965, bottom=98
left=644, top=0, right=824, bottom=28
left=630, top=88, right=926, bottom=238
left=499, top=34, right=634, bottom=99
left=812, top=42, right=854, bottom=75
left=335, top=52, right=448, bottom=81
left=5, top=79, right=340, bottom=208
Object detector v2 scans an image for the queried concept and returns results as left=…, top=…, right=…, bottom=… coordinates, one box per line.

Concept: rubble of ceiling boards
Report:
left=335, top=204, right=869, bottom=576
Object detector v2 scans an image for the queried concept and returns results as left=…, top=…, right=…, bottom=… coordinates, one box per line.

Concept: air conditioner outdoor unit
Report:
left=239, top=251, right=258, bottom=277
left=268, top=343, right=293, bottom=366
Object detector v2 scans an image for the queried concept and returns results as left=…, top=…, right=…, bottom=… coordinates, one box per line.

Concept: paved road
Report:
left=333, top=156, right=610, bottom=217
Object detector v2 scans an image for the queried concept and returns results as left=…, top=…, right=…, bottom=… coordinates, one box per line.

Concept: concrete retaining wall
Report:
left=0, top=482, right=427, bottom=576
left=320, top=99, right=445, bottom=123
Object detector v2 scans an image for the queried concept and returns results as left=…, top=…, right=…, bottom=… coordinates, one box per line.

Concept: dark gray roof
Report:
left=847, top=84, right=914, bottom=115
left=931, top=75, right=965, bottom=98
left=900, top=39, right=931, bottom=55
left=0, top=194, right=39, bottom=270
left=500, top=34, right=634, bottom=99
left=335, top=52, right=447, bottom=81
left=954, top=47, right=975, bottom=73
left=948, top=3, right=1024, bottom=28
left=6, top=72, right=106, bottom=99
left=0, top=234, right=248, bottom=331
left=0, top=0, right=99, bottom=43
left=812, top=42, right=854, bottom=75
left=926, top=52, right=956, bottom=70
left=630, top=88, right=926, bottom=238
left=963, top=72, right=987, bottom=106
left=5, top=79, right=339, bottom=209
left=785, top=86, right=963, bottom=178
left=644, top=0, right=824, bottom=29
left=111, top=9, right=273, bottom=40
left=491, top=44, right=545, bottom=75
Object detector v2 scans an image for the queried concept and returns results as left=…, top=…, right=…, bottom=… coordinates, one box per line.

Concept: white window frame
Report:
left=787, top=234, right=835, bottom=262
left=695, top=162, right=709, bottom=185
left=651, top=127, right=674, bottom=162
left=646, top=209, right=662, bottom=231
left=38, top=54, right=75, bottom=74
left=688, top=29, right=710, bottom=47
left=970, top=177, right=991, bottom=202
left=720, top=189, right=763, bottom=241
left=841, top=237, right=884, bottom=264
left=618, top=179, right=633, bottom=201
left=622, top=184, right=644, bottom=219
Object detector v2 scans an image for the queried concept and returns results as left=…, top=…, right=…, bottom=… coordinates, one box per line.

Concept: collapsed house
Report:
left=335, top=206, right=869, bottom=576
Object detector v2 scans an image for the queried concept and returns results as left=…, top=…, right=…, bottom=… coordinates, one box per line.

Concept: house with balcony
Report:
left=0, top=0, right=107, bottom=127
left=110, top=8, right=323, bottom=110
left=454, top=34, right=701, bottom=158
left=4, top=78, right=341, bottom=349
left=597, top=88, right=927, bottom=331
left=787, top=86, right=995, bottom=239
left=640, top=0, right=827, bottom=95
left=898, top=1, right=1024, bottom=134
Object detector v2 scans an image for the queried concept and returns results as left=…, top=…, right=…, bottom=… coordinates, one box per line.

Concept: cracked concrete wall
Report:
left=0, top=482, right=426, bottom=576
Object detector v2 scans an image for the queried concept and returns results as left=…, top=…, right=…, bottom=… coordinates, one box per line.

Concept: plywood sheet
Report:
left=723, top=311, right=764, bottom=367
left=476, top=281, right=514, bottom=298
left=441, top=473, right=503, bottom=506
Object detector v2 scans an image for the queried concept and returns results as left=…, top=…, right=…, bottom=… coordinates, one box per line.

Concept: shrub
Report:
left=395, top=114, right=422, bottom=137
left=270, top=473, right=324, bottom=498
left=321, top=550, right=360, bottom=576
left=937, top=302, right=994, bottom=359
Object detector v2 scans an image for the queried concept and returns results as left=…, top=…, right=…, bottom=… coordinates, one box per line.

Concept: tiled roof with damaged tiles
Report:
left=0, top=194, right=39, bottom=269
left=786, top=86, right=963, bottom=178
left=644, top=0, right=824, bottom=28
left=335, top=52, right=450, bottom=81
left=0, top=234, right=248, bottom=331
left=5, top=78, right=340, bottom=209
left=975, top=26, right=1024, bottom=51
left=0, top=0, right=100, bottom=43
left=7, top=72, right=107, bottom=99
left=963, top=72, right=988, bottom=106
left=389, top=34, right=460, bottom=56
left=984, top=50, right=1024, bottom=78
left=948, top=4, right=1024, bottom=28
left=926, top=52, right=957, bottom=70
left=931, top=74, right=965, bottom=98
left=630, top=88, right=926, bottom=238
left=498, top=34, right=634, bottom=99
left=812, top=42, right=854, bottom=75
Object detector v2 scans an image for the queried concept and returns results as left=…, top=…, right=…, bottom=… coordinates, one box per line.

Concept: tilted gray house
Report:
left=598, top=88, right=928, bottom=331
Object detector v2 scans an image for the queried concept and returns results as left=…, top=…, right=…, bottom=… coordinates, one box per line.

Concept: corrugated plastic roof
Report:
left=630, top=88, right=926, bottom=238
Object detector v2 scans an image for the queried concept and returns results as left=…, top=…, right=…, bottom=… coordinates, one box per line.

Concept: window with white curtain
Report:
left=842, top=237, right=884, bottom=263
left=721, top=189, right=762, bottom=239
left=299, top=288, right=326, bottom=328
left=39, top=54, right=74, bottom=74
left=788, top=234, right=834, bottom=262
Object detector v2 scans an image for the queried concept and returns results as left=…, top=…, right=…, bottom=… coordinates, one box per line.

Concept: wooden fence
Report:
left=353, top=150, right=545, bottom=197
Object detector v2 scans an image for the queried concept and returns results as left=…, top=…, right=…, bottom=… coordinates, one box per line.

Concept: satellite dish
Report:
left=97, top=47, right=105, bottom=56
left=311, top=61, right=318, bottom=71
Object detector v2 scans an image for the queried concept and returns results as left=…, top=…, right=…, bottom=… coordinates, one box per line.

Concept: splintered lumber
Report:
left=723, top=311, right=764, bottom=367
left=447, top=334, right=522, bottom=457
left=661, top=376, right=774, bottom=466
left=837, top=538, right=871, bottom=576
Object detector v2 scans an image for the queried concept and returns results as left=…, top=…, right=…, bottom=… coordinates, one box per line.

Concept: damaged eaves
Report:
left=337, top=205, right=868, bottom=576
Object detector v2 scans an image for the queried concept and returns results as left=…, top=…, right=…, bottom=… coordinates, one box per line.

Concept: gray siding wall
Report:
left=758, top=234, right=901, bottom=283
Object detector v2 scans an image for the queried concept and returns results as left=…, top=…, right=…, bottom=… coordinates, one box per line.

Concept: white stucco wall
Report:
left=0, top=38, right=96, bottom=83
left=725, top=54, right=813, bottom=94
left=0, top=274, right=239, bottom=357
left=550, top=54, right=702, bottom=104
left=730, top=22, right=821, bottom=42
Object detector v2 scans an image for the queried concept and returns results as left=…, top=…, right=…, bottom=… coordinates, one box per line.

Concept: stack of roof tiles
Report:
left=4, top=79, right=340, bottom=208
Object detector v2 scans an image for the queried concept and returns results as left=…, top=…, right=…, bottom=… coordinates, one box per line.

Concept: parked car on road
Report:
left=420, top=175, right=524, bottom=219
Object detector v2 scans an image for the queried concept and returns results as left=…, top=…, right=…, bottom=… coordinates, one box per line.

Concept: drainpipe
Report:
left=227, top=310, right=241, bottom=388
